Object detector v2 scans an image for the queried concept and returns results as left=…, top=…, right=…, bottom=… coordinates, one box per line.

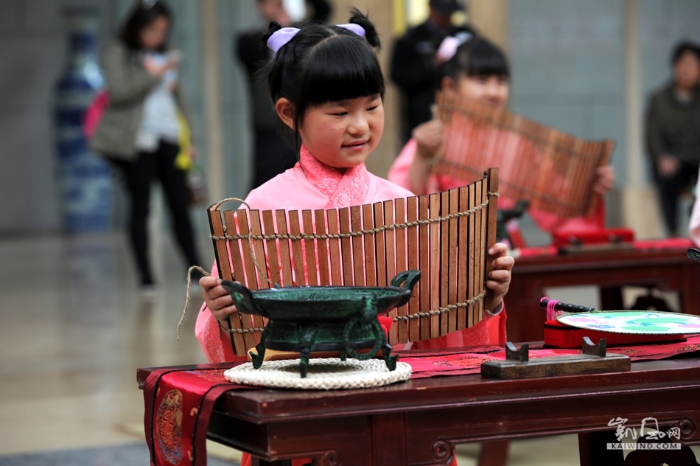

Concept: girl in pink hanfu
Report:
left=388, top=35, right=616, bottom=240
left=197, top=11, right=514, bottom=466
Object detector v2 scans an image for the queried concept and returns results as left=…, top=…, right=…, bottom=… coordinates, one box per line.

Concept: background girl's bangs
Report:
left=465, top=44, right=509, bottom=77
left=303, top=38, right=385, bottom=105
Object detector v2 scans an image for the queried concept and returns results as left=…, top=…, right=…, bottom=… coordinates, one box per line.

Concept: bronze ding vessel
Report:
left=221, top=270, right=421, bottom=377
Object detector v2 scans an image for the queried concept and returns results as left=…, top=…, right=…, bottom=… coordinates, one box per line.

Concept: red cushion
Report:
left=543, top=319, right=685, bottom=348
left=551, top=228, right=635, bottom=248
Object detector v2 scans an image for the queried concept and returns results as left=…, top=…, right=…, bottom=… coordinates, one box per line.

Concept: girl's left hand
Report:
left=592, top=165, right=615, bottom=195
left=486, top=242, right=515, bottom=310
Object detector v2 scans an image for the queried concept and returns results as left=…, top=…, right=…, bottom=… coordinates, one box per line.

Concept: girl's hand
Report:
left=657, top=154, right=680, bottom=178
left=143, top=56, right=178, bottom=78
left=200, top=276, right=238, bottom=321
left=486, top=242, right=515, bottom=310
left=413, top=120, right=444, bottom=160
left=592, top=165, right=615, bottom=195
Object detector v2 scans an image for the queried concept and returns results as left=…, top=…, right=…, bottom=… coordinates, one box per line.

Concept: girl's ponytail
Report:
left=348, top=8, right=380, bottom=49
left=262, top=21, right=283, bottom=46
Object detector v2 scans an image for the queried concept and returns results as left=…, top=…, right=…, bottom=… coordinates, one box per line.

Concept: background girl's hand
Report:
left=486, top=242, right=514, bottom=310
left=657, top=154, right=680, bottom=178
left=413, top=119, right=444, bottom=160
left=592, top=165, right=615, bottom=195
left=143, top=56, right=178, bottom=78
left=200, top=276, right=238, bottom=321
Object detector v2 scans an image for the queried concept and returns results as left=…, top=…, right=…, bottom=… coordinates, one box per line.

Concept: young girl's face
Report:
left=140, top=16, right=169, bottom=51
left=298, top=94, right=384, bottom=170
left=446, top=74, right=510, bottom=109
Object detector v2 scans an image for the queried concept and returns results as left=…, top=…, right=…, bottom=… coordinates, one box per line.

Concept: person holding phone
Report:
left=91, top=0, right=202, bottom=293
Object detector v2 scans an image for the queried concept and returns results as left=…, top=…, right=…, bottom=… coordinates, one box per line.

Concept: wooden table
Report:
left=138, top=355, right=700, bottom=466
left=508, top=242, right=700, bottom=342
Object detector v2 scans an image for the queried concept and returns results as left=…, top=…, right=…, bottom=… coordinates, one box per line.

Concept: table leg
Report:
left=477, top=440, right=509, bottom=466
left=682, top=263, right=700, bottom=315
left=599, top=286, right=624, bottom=310
left=370, top=412, right=408, bottom=465
left=251, top=458, right=292, bottom=466
left=506, top=282, right=545, bottom=342
left=578, top=431, right=624, bottom=466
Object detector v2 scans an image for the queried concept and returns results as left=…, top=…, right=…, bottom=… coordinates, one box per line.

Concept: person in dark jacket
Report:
left=236, top=0, right=331, bottom=189
left=390, top=0, right=474, bottom=142
left=646, top=41, right=700, bottom=237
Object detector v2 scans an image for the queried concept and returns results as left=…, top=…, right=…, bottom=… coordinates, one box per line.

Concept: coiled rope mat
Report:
left=224, top=358, right=412, bottom=390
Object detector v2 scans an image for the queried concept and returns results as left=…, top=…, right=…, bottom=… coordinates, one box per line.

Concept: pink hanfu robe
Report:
left=389, top=137, right=604, bottom=236
left=196, top=145, right=501, bottom=466
left=197, top=144, right=504, bottom=362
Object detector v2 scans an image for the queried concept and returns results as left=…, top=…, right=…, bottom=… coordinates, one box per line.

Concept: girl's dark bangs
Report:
left=465, top=45, right=509, bottom=77
left=303, top=37, right=385, bottom=105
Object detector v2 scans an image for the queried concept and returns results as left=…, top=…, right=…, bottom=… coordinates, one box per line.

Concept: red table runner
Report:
left=144, top=335, right=700, bottom=465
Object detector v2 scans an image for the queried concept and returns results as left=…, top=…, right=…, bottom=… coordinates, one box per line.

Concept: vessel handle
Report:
left=390, top=270, right=421, bottom=306
left=688, top=248, right=700, bottom=263
left=220, top=280, right=261, bottom=316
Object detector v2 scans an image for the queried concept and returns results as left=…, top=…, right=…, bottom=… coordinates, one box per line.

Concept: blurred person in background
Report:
left=646, top=40, right=700, bottom=237
left=388, top=35, right=615, bottom=237
left=237, top=0, right=332, bottom=189
left=90, top=0, right=202, bottom=292
left=390, top=0, right=474, bottom=142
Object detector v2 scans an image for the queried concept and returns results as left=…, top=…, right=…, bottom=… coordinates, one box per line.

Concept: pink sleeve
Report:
left=194, top=260, right=232, bottom=363
left=388, top=139, right=443, bottom=195
left=690, top=172, right=700, bottom=245
left=387, top=139, right=418, bottom=191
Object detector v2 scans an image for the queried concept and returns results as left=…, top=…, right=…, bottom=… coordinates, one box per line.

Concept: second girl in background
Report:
left=388, top=34, right=616, bottom=237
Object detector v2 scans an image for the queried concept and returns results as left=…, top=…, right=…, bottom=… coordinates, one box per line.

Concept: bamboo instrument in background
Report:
left=433, top=91, right=613, bottom=220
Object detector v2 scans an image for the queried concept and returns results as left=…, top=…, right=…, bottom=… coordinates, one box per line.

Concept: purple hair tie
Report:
left=336, top=23, right=366, bottom=37
left=267, top=27, right=300, bottom=53
left=266, top=23, right=367, bottom=54
left=436, top=32, right=473, bottom=63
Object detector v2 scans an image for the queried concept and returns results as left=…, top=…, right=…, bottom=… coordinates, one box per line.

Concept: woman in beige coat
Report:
left=91, top=0, right=201, bottom=291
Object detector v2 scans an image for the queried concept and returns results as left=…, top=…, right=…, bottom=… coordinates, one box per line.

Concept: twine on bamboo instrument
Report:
left=211, top=193, right=497, bottom=242
left=210, top=197, right=274, bottom=286
left=392, top=289, right=487, bottom=321
left=177, top=265, right=210, bottom=341
left=177, top=198, right=272, bottom=341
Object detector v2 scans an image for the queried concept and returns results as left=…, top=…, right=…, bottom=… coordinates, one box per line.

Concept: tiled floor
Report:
left=0, top=221, right=693, bottom=465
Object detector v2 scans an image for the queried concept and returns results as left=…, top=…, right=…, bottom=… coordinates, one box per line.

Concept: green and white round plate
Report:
left=557, top=311, right=700, bottom=335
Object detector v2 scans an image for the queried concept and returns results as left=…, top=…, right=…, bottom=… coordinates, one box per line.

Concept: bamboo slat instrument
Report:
left=208, top=169, right=499, bottom=356
left=433, top=91, right=614, bottom=220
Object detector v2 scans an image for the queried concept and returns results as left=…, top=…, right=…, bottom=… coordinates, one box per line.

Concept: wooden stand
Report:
left=481, top=337, right=631, bottom=379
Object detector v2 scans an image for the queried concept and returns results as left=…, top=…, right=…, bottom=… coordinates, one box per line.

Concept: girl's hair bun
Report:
left=348, top=8, right=380, bottom=49
left=262, top=21, right=283, bottom=46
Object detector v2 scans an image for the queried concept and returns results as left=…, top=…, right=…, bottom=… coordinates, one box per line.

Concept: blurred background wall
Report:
left=1, top=0, right=699, bottom=237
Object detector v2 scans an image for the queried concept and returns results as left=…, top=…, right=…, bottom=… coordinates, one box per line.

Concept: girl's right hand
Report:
left=413, top=119, right=444, bottom=160
left=200, top=276, right=238, bottom=321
